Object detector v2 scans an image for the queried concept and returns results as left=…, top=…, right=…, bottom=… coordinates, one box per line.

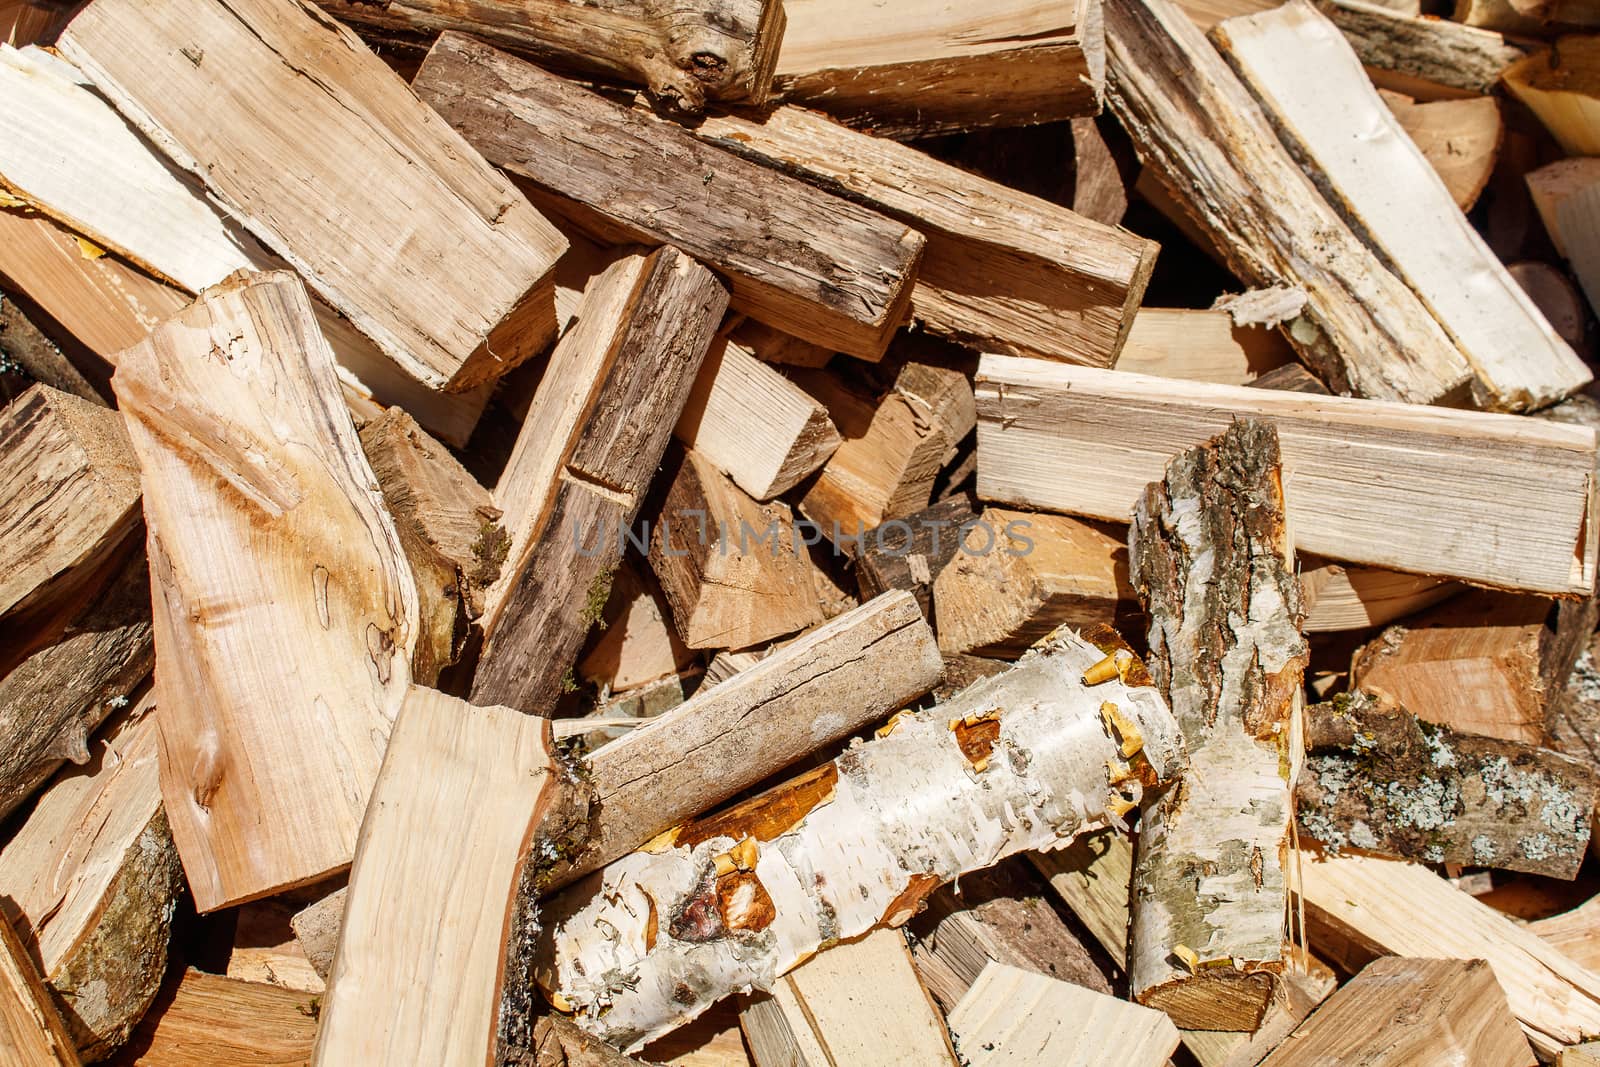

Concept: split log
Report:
left=1509, top=262, right=1589, bottom=354
left=1174, top=0, right=1274, bottom=30
left=312, top=686, right=564, bottom=1067
left=947, top=962, right=1180, bottom=1067
left=934, top=509, right=1130, bottom=658
left=0, top=286, right=104, bottom=405
left=1214, top=1, right=1589, bottom=413
left=1351, top=590, right=1553, bottom=744
left=648, top=447, right=824, bottom=651
left=792, top=362, right=975, bottom=542
left=0, top=383, right=139, bottom=629
left=733, top=320, right=836, bottom=369
left=1127, top=419, right=1306, bottom=1031
left=1381, top=91, right=1503, bottom=212
left=316, top=0, right=782, bottom=110
left=578, top=563, right=694, bottom=696
left=1527, top=159, right=1600, bottom=320
left=1, top=0, right=67, bottom=44
left=1299, top=561, right=1454, bottom=634
left=120, top=970, right=319, bottom=1067
left=1259, top=957, right=1534, bottom=1067
left=472, top=248, right=727, bottom=713
left=1247, top=363, right=1333, bottom=395
left=1318, top=0, right=1527, bottom=99
left=0, top=45, right=493, bottom=445
left=538, top=590, right=943, bottom=889
left=0, top=912, right=80, bottom=1067
left=1104, top=0, right=1476, bottom=406
left=288, top=887, right=344, bottom=983
left=358, top=408, right=503, bottom=685
left=908, top=858, right=1113, bottom=1011
left=1114, top=308, right=1291, bottom=384
left=973, top=358, right=1600, bottom=596
left=57, top=0, right=569, bottom=393
left=1530, top=895, right=1600, bottom=971
left=0, top=542, right=152, bottom=822
left=691, top=104, right=1156, bottom=368
left=1296, top=692, right=1597, bottom=879
left=675, top=336, right=840, bottom=502
left=0, top=692, right=182, bottom=1060
left=854, top=496, right=975, bottom=618
left=226, top=900, right=325, bottom=995
left=1071, top=117, right=1129, bottom=226
left=772, top=0, right=1104, bottom=138
left=1457, top=0, right=1600, bottom=33
left=533, top=1015, right=647, bottom=1067
left=1298, top=850, right=1600, bottom=1055
left=112, top=270, right=418, bottom=911
left=1505, top=38, right=1600, bottom=157
left=739, top=929, right=959, bottom=1067
left=413, top=33, right=923, bottom=363
left=534, top=625, right=1183, bottom=1050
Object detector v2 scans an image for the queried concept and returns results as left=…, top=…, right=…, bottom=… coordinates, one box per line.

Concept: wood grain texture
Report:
left=1299, top=851, right=1600, bottom=1055
left=947, top=961, right=1179, bottom=1067
left=318, top=0, right=783, bottom=109
left=740, top=929, right=958, bottom=1067
left=57, top=0, right=568, bottom=392
left=1104, top=0, right=1475, bottom=405
left=1115, top=307, right=1291, bottom=384
left=1214, top=0, right=1590, bottom=412
left=0, top=383, right=140, bottom=626
left=1531, top=895, right=1600, bottom=972
left=472, top=247, right=728, bottom=713
left=693, top=104, right=1154, bottom=368
left=312, top=686, right=561, bottom=1067
left=973, top=358, right=1600, bottom=596
left=0, top=692, right=181, bottom=1061
left=774, top=0, right=1103, bottom=138
left=117, top=970, right=318, bottom=1066
left=1299, top=558, right=1456, bottom=632
left=113, top=271, right=418, bottom=911
left=0, top=912, right=80, bottom=1067
left=543, top=590, right=942, bottom=889
left=1382, top=91, right=1503, bottom=212
left=1259, top=958, right=1534, bottom=1066
left=1505, top=36, right=1600, bottom=156
left=413, top=32, right=923, bottom=362
left=1319, top=0, right=1526, bottom=99
left=675, top=335, right=840, bottom=501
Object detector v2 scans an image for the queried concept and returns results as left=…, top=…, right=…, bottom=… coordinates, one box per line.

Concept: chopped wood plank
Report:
left=648, top=447, right=824, bottom=650
left=1381, top=90, right=1503, bottom=212
left=312, top=686, right=563, bottom=1067
left=539, top=590, right=942, bottom=889
left=287, top=887, right=344, bottom=983
left=675, top=335, right=841, bottom=501
left=0, top=692, right=181, bottom=1060
left=413, top=32, right=923, bottom=362
left=57, top=0, right=568, bottom=392
left=772, top=0, right=1103, bottom=138
left=1114, top=307, right=1291, bottom=384
left=1299, top=850, right=1600, bottom=1055
left=855, top=496, right=975, bottom=618
left=1071, top=117, right=1129, bottom=226
left=973, top=357, right=1599, bottom=596
left=1505, top=38, right=1600, bottom=157
left=1530, top=895, right=1600, bottom=972
left=0, top=287, right=105, bottom=404
left=1214, top=0, right=1590, bottom=412
left=947, top=961, right=1179, bottom=1067
left=1104, top=0, right=1475, bottom=405
left=1527, top=158, right=1600, bottom=320
left=112, top=271, right=417, bottom=911
left=535, top=626, right=1183, bottom=1051
left=1297, top=691, right=1597, bottom=878
left=1128, top=420, right=1306, bottom=1030
left=1318, top=0, right=1527, bottom=99
left=578, top=562, right=695, bottom=695
left=1260, top=957, right=1534, bottom=1066
left=1300, top=558, right=1457, bottom=632
left=0, top=383, right=140, bottom=626
left=691, top=104, right=1156, bottom=367
left=1351, top=590, right=1554, bottom=744
left=0, top=911, right=80, bottom=1067
left=471, top=248, right=728, bottom=713
left=316, top=0, right=783, bottom=109
left=740, top=929, right=958, bottom=1067
left=934, top=509, right=1130, bottom=658
left=1030, top=828, right=1132, bottom=966
left=118, top=970, right=318, bottom=1067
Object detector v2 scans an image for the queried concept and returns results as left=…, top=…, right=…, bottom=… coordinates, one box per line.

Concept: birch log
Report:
left=534, top=625, right=1183, bottom=1051
left=112, top=270, right=417, bottom=912
left=1212, top=0, right=1590, bottom=412
left=1103, top=0, right=1474, bottom=405
left=317, top=0, right=783, bottom=111
left=1128, top=419, right=1307, bottom=1031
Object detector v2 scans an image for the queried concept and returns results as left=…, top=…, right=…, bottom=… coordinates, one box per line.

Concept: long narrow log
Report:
left=1128, top=419, right=1307, bottom=1030
left=534, top=625, right=1183, bottom=1051
left=317, top=0, right=783, bottom=111
left=1103, top=0, right=1474, bottom=404
left=113, top=270, right=418, bottom=911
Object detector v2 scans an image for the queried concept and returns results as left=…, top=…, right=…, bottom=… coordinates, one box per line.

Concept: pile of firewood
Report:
left=7, top=0, right=1600, bottom=1062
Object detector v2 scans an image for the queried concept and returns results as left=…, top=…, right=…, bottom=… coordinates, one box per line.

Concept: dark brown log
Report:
left=854, top=496, right=975, bottom=617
